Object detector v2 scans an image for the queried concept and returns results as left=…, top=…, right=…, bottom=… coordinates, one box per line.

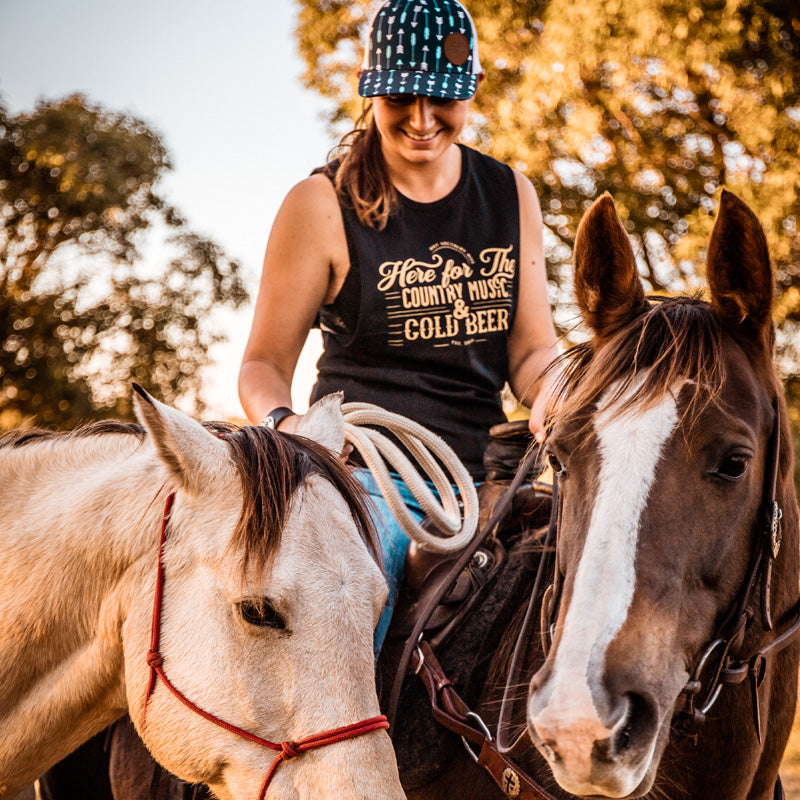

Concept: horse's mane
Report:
left=552, top=296, right=729, bottom=437
left=0, top=419, right=379, bottom=577
left=222, top=425, right=381, bottom=577
left=0, top=419, right=146, bottom=448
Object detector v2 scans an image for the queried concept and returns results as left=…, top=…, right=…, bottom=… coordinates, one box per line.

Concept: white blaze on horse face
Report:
left=531, top=379, right=678, bottom=793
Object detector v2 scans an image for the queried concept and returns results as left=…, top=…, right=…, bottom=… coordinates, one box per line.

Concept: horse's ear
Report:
left=707, top=189, right=774, bottom=343
left=132, top=384, right=229, bottom=494
left=574, top=192, right=648, bottom=340
left=296, top=393, right=346, bottom=454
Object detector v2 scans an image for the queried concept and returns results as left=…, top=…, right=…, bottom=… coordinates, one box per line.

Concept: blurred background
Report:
left=0, top=0, right=335, bottom=424
left=1, top=0, right=798, bottom=483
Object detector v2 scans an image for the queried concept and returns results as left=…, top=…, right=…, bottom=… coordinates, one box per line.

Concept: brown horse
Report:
left=405, top=190, right=799, bottom=800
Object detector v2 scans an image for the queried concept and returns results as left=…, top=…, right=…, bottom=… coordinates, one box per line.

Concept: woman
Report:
left=238, top=0, right=560, bottom=650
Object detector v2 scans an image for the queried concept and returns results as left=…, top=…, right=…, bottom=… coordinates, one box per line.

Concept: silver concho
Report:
left=501, top=767, right=521, bottom=798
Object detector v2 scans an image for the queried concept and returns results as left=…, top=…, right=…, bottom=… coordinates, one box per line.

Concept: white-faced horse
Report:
left=527, top=190, right=800, bottom=798
left=404, top=190, right=798, bottom=800
left=0, top=389, right=404, bottom=800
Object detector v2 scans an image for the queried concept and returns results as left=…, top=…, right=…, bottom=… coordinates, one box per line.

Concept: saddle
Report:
left=377, top=419, right=553, bottom=789
left=387, top=420, right=550, bottom=651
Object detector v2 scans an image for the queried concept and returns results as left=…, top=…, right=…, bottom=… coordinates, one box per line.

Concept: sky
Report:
left=0, top=0, right=337, bottom=419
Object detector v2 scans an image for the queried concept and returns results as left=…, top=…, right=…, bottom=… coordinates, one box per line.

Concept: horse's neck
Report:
left=0, top=436, right=163, bottom=787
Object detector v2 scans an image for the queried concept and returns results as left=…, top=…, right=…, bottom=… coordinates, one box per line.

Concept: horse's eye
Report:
left=547, top=451, right=566, bottom=476
left=238, top=599, right=286, bottom=629
left=716, top=453, right=750, bottom=481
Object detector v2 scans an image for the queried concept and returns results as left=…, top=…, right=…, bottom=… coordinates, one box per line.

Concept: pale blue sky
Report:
left=0, top=0, right=337, bottom=417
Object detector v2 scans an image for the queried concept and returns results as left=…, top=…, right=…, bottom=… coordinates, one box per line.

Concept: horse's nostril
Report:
left=617, top=722, right=633, bottom=752
left=612, top=692, right=655, bottom=756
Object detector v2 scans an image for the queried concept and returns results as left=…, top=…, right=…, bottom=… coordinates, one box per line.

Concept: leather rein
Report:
left=410, top=399, right=800, bottom=800
left=142, top=492, right=389, bottom=800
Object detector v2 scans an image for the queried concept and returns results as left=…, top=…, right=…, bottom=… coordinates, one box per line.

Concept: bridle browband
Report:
left=142, top=492, right=389, bottom=800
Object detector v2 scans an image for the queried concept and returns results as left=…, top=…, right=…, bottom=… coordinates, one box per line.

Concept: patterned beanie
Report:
left=358, top=0, right=482, bottom=100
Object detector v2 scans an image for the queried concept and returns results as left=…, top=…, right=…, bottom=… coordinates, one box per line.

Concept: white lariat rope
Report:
left=342, top=402, right=479, bottom=553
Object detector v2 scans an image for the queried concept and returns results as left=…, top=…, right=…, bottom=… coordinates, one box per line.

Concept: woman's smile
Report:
left=372, top=94, right=471, bottom=165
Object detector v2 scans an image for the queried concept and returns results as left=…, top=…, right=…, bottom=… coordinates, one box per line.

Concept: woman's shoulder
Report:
left=310, top=158, right=341, bottom=181
left=280, top=170, right=340, bottom=216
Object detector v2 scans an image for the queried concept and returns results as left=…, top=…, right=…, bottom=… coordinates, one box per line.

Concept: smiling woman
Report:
left=237, top=0, right=561, bottom=662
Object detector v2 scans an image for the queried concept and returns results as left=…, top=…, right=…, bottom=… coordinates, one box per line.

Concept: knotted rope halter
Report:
left=143, top=492, right=389, bottom=799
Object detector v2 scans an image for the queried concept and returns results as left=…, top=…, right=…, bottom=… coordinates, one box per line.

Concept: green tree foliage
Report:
left=295, top=0, right=800, bottom=480
left=0, top=94, right=248, bottom=428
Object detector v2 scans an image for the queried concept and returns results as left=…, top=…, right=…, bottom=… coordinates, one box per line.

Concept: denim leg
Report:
left=353, top=469, right=423, bottom=655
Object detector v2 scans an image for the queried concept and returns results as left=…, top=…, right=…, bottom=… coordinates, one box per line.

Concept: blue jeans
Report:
left=353, top=468, right=423, bottom=654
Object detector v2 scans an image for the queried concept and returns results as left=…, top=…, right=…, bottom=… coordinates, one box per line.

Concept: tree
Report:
left=0, top=94, right=248, bottom=429
left=294, top=0, right=800, bottom=483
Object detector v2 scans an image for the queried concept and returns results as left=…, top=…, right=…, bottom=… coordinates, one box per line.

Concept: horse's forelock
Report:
left=554, top=297, right=727, bottom=440
left=223, top=427, right=380, bottom=579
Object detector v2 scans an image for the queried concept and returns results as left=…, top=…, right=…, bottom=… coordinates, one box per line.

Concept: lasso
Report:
left=342, top=402, right=479, bottom=553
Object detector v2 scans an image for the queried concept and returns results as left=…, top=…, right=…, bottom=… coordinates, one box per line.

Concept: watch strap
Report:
left=261, top=406, right=294, bottom=430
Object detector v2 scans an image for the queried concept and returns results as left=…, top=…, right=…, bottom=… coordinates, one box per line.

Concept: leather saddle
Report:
left=385, top=419, right=551, bottom=656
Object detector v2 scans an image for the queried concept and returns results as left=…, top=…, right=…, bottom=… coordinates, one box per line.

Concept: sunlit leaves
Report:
left=0, top=94, right=248, bottom=429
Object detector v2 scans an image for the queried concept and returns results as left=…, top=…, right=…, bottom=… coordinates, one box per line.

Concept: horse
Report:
left=401, top=190, right=799, bottom=800
left=0, top=388, right=404, bottom=800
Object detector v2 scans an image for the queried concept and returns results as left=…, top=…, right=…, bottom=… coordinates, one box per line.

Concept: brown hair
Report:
left=331, top=103, right=396, bottom=230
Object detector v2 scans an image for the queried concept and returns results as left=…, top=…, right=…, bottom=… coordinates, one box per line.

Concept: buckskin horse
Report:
left=398, top=190, right=798, bottom=800
left=0, top=390, right=403, bottom=800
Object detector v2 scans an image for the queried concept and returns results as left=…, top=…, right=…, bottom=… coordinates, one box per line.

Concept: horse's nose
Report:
left=528, top=687, right=659, bottom=796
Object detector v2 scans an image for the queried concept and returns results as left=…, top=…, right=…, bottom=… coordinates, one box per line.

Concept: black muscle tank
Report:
left=310, top=144, right=520, bottom=479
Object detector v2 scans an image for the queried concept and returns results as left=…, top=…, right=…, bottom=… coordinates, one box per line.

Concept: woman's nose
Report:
left=409, top=98, right=435, bottom=129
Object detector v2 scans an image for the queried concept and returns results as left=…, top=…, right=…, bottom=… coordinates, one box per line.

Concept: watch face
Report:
left=265, top=416, right=276, bottom=429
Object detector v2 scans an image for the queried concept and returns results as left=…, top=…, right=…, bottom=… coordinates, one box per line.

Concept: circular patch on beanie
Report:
left=443, top=31, right=470, bottom=66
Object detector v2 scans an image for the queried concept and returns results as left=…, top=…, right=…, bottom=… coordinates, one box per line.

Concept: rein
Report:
left=142, top=492, right=389, bottom=800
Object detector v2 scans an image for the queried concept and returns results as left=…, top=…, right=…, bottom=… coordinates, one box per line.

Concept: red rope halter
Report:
left=143, top=493, right=389, bottom=799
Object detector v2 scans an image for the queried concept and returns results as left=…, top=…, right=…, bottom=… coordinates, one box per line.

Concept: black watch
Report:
left=261, top=406, right=294, bottom=430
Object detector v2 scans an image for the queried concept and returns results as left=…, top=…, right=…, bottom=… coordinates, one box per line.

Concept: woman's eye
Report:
left=715, top=454, right=750, bottom=481
left=238, top=599, right=286, bottom=629
left=384, top=94, right=415, bottom=106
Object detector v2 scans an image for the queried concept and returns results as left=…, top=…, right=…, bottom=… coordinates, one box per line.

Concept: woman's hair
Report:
left=331, top=103, right=396, bottom=231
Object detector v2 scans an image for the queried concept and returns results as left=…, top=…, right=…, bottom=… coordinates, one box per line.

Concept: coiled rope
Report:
left=342, top=402, right=479, bottom=553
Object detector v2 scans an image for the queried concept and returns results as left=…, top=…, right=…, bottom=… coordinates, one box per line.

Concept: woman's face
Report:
left=371, top=94, right=472, bottom=166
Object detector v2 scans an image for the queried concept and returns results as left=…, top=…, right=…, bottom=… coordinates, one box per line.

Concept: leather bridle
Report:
left=410, top=398, right=800, bottom=800
left=671, top=400, right=800, bottom=741
left=142, top=492, right=390, bottom=800
left=531, top=400, right=800, bottom=743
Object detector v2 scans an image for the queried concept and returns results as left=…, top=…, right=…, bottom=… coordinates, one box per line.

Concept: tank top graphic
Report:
left=310, top=145, right=520, bottom=479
